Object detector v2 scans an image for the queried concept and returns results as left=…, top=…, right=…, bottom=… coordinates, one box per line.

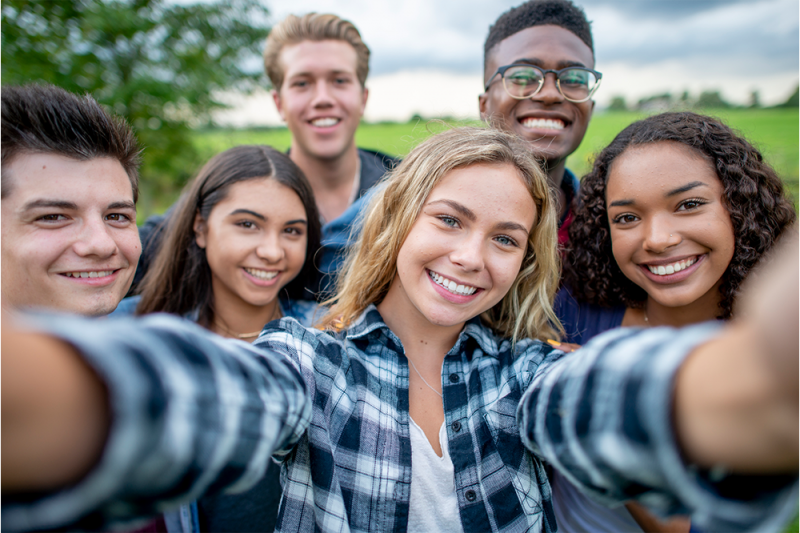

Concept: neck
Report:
left=290, top=143, right=360, bottom=222
left=544, top=159, right=568, bottom=220
left=209, top=288, right=281, bottom=342
left=376, top=285, right=463, bottom=372
left=643, top=288, right=723, bottom=328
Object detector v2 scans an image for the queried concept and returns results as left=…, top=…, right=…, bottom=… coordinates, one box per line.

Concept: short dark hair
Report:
left=136, top=145, right=322, bottom=324
left=1, top=84, right=141, bottom=201
left=564, top=112, right=797, bottom=319
left=484, top=0, right=594, bottom=71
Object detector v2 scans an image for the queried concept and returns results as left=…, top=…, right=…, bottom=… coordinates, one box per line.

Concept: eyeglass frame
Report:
left=484, top=63, right=603, bottom=103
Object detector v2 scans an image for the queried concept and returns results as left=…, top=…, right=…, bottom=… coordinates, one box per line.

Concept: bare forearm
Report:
left=625, top=502, right=690, bottom=533
left=674, top=232, right=798, bottom=472
left=2, top=328, right=110, bottom=490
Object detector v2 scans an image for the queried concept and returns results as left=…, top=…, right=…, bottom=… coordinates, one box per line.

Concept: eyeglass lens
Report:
left=502, top=66, right=598, bottom=101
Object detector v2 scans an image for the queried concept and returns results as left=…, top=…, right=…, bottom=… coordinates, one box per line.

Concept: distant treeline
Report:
left=607, top=85, right=799, bottom=112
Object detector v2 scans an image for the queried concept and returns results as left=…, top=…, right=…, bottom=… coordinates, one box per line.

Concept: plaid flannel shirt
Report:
left=3, top=308, right=796, bottom=532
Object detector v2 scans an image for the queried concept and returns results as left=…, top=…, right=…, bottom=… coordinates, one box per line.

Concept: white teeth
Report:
left=311, top=117, right=339, bottom=127
left=64, top=270, right=113, bottom=278
left=647, top=257, right=696, bottom=276
left=521, top=118, right=565, bottom=130
left=245, top=268, right=278, bottom=281
left=428, top=271, right=477, bottom=296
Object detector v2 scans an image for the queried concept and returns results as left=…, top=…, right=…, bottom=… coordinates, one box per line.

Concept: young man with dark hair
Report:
left=1, top=84, right=142, bottom=316
left=135, top=13, right=395, bottom=297
left=479, top=0, right=599, bottom=245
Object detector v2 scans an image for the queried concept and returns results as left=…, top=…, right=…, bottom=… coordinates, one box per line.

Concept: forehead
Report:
left=607, top=142, right=720, bottom=197
left=428, top=163, right=536, bottom=228
left=485, top=24, right=594, bottom=77
left=3, top=152, right=134, bottom=205
left=279, top=39, right=359, bottom=77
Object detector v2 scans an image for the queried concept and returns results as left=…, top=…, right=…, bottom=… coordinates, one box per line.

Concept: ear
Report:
left=478, top=92, right=488, bottom=121
left=359, top=86, right=369, bottom=115
left=193, top=212, right=207, bottom=249
left=271, top=89, right=286, bottom=122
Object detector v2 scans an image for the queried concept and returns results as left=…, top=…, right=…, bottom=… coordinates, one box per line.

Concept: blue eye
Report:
left=495, top=235, right=518, bottom=247
left=439, top=216, right=459, bottom=227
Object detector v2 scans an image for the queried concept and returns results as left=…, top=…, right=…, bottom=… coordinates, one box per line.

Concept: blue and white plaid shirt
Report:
left=3, top=308, right=796, bottom=532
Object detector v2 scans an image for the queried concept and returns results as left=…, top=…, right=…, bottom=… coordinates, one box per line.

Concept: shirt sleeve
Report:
left=518, top=324, right=799, bottom=533
left=2, top=312, right=311, bottom=532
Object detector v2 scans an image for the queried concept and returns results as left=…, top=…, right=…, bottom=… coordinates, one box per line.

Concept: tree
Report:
left=2, top=0, right=271, bottom=216
left=695, top=90, right=731, bottom=109
left=607, top=96, right=627, bottom=112
left=776, top=85, right=799, bottom=108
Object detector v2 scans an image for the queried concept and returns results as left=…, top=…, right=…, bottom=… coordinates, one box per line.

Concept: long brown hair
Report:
left=136, top=145, right=321, bottom=326
left=319, top=127, right=562, bottom=343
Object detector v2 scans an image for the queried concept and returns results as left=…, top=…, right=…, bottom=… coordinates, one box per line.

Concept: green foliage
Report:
left=608, top=96, right=627, bottom=111
left=695, top=90, right=732, bottom=109
left=776, top=85, right=799, bottom=108
left=2, top=0, right=271, bottom=216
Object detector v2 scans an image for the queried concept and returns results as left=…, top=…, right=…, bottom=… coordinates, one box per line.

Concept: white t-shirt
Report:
left=551, top=470, right=643, bottom=532
left=408, top=418, right=465, bottom=533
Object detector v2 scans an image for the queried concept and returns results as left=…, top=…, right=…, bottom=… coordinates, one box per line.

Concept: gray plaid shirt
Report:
left=3, top=309, right=796, bottom=532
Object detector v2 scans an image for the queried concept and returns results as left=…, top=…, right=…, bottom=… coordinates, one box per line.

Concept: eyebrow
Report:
left=427, top=199, right=476, bottom=222
left=666, top=181, right=707, bottom=197
left=511, top=57, right=588, bottom=69
left=427, top=199, right=529, bottom=233
left=22, top=199, right=79, bottom=211
left=496, top=221, right=531, bottom=234
left=609, top=181, right=710, bottom=208
left=229, top=209, right=266, bottom=221
left=109, top=201, right=136, bottom=210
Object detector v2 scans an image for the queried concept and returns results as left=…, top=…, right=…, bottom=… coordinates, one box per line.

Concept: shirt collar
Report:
left=345, top=305, right=502, bottom=358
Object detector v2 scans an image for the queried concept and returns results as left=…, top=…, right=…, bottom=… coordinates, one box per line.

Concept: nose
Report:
left=449, top=233, right=485, bottom=272
left=531, top=72, right=564, bottom=104
left=72, top=217, right=118, bottom=258
left=642, top=216, right=681, bottom=253
left=256, top=232, right=285, bottom=263
left=311, top=80, right=334, bottom=107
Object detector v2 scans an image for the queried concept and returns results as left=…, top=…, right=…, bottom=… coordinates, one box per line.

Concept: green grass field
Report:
left=194, top=108, right=798, bottom=205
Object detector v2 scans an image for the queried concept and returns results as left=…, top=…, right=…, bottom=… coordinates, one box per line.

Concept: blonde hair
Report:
left=263, top=13, right=370, bottom=90
left=320, top=126, right=562, bottom=343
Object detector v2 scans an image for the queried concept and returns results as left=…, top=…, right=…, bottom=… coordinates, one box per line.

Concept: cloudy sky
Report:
left=216, top=0, right=799, bottom=125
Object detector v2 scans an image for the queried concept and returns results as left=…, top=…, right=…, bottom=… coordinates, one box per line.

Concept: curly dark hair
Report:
left=484, top=0, right=593, bottom=72
left=564, top=111, right=796, bottom=319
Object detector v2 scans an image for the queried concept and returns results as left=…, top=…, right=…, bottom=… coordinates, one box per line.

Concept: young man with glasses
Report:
left=479, top=0, right=600, bottom=245
left=480, top=2, right=691, bottom=532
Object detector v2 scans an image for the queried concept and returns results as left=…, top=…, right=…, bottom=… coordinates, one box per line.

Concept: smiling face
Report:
left=479, top=25, right=595, bottom=177
left=606, top=142, right=735, bottom=314
left=194, top=178, right=308, bottom=314
left=1, top=153, right=140, bottom=316
left=272, top=39, right=368, bottom=163
left=380, top=163, right=536, bottom=331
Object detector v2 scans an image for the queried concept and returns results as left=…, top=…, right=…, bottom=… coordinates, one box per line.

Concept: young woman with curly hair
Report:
left=551, top=111, right=796, bottom=533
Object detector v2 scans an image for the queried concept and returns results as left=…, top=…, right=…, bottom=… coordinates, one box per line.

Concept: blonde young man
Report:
left=135, top=13, right=396, bottom=298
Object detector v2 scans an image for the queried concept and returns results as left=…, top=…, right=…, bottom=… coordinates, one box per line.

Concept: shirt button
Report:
left=465, top=489, right=477, bottom=501
left=449, top=373, right=459, bottom=383
left=451, top=421, right=461, bottom=432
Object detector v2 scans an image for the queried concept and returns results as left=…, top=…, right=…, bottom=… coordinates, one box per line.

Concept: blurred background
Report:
left=3, top=0, right=798, bottom=218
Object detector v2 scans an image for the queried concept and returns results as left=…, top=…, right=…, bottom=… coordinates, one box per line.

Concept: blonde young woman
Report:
left=4, top=128, right=797, bottom=533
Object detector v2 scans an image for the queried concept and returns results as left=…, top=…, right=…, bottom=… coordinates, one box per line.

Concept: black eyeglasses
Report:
left=485, top=64, right=602, bottom=103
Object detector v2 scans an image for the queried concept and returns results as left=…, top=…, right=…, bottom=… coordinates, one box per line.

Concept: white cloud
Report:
left=215, top=0, right=798, bottom=123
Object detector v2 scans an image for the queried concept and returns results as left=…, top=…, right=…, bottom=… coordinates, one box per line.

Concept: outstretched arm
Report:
left=520, top=232, right=799, bottom=532
left=2, top=313, right=310, bottom=532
